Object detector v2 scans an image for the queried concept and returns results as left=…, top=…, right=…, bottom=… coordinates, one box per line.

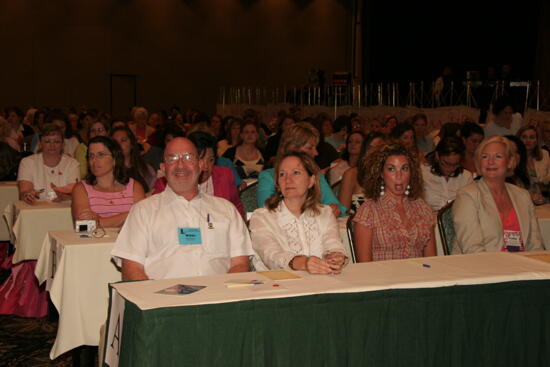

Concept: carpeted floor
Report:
left=0, top=314, right=72, bottom=367
left=0, top=264, right=72, bottom=367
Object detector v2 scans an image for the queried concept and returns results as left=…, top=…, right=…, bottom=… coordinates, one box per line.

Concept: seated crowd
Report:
left=0, top=97, right=547, bottom=281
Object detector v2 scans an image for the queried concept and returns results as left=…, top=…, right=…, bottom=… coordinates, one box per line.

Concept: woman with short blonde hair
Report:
left=277, top=122, right=320, bottom=157
left=18, top=124, right=80, bottom=203
left=257, top=122, right=346, bottom=217
left=452, top=136, right=543, bottom=253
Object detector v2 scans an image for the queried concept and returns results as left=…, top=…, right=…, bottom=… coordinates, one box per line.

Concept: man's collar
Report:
left=160, top=185, right=202, bottom=206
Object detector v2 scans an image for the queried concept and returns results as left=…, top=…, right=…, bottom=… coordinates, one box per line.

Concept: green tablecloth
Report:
left=106, top=279, right=550, bottom=367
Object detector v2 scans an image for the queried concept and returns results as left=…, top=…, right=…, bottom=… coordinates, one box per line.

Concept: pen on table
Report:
left=422, top=264, right=431, bottom=268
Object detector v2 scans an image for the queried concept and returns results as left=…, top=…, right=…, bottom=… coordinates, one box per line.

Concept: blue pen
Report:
left=422, top=264, right=431, bottom=268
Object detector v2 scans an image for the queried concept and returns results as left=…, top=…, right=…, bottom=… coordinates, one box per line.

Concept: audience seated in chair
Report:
left=250, top=152, right=347, bottom=274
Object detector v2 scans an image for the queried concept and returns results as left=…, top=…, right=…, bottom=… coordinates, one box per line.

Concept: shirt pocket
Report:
left=203, top=222, right=230, bottom=257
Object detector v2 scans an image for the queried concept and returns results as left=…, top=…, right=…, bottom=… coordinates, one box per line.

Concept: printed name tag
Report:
left=502, top=230, right=524, bottom=252
left=178, top=227, right=202, bottom=245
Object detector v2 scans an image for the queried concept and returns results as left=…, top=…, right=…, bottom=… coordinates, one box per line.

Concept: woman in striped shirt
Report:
left=71, top=136, right=145, bottom=228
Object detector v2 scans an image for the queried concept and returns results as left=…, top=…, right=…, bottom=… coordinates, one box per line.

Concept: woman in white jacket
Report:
left=250, top=152, right=347, bottom=274
left=452, top=136, right=543, bottom=254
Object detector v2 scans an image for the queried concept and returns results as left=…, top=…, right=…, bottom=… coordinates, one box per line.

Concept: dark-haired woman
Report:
left=504, top=135, right=544, bottom=204
left=338, top=132, right=385, bottom=213
left=421, top=137, right=473, bottom=211
left=517, top=125, right=550, bottom=185
left=328, top=131, right=365, bottom=186
left=353, top=143, right=436, bottom=262
left=390, top=122, right=424, bottom=163
left=72, top=136, right=145, bottom=228
left=111, top=126, right=156, bottom=193
left=217, top=117, right=242, bottom=157
left=484, top=97, right=522, bottom=137
left=223, top=120, right=265, bottom=179
left=460, top=122, right=485, bottom=175
left=504, top=135, right=531, bottom=190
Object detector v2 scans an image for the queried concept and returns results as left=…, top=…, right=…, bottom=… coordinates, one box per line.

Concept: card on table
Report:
left=156, top=284, right=206, bottom=295
left=256, top=270, right=302, bottom=281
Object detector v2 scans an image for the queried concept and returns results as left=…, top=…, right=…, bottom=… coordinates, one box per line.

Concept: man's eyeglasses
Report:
left=87, top=152, right=112, bottom=160
left=165, top=152, right=197, bottom=165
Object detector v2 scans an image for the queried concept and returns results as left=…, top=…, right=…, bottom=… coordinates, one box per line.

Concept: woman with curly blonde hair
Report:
left=353, top=143, right=436, bottom=261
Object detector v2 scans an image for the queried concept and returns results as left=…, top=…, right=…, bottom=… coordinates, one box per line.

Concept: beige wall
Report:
left=0, top=0, right=351, bottom=115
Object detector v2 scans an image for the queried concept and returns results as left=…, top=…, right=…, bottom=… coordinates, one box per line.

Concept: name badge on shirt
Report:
left=502, top=230, right=524, bottom=252
left=178, top=227, right=202, bottom=245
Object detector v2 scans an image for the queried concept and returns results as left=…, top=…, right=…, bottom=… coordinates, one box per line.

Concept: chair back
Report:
left=437, top=201, right=455, bottom=255
left=345, top=215, right=357, bottom=263
left=239, top=181, right=259, bottom=214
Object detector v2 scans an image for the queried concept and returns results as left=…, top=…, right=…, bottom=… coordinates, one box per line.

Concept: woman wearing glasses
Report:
left=420, top=137, right=473, bottom=211
left=72, top=136, right=145, bottom=228
left=18, top=124, right=80, bottom=204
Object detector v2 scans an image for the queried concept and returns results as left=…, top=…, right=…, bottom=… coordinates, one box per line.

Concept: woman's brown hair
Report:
left=276, top=122, right=320, bottom=157
left=357, top=143, right=423, bottom=200
left=516, top=125, right=542, bottom=161
left=265, top=152, right=321, bottom=215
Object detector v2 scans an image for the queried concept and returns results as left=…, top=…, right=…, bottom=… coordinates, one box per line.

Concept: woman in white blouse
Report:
left=421, top=136, right=473, bottom=211
left=18, top=123, right=80, bottom=204
left=250, top=152, right=347, bottom=274
left=517, top=125, right=550, bottom=185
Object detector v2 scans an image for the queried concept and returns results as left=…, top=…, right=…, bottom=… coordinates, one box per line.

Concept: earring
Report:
left=380, top=183, right=385, bottom=196
left=405, top=184, right=411, bottom=196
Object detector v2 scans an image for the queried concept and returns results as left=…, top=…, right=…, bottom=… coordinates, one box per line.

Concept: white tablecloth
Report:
left=535, top=204, right=550, bottom=249
left=35, top=229, right=121, bottom=359
left=112, top=251, right=550, bottom=311
left=3, top=200, right=73, bottom=263
left=0, top=181, right=18, bottom=241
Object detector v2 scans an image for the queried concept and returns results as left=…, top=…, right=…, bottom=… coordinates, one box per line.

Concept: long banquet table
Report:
left=3, top=200, right=73, bottom=263
left=35, top=229, right=121, bottom=359
left=103, top=251, right=550, bottom=367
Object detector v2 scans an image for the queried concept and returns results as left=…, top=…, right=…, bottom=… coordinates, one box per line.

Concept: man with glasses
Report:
left=112, top=137, right=253, bottom=280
